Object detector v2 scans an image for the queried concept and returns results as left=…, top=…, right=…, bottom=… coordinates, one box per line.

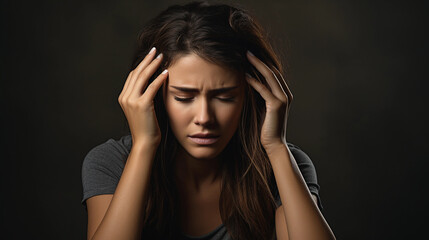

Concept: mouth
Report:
left=188, top=136, right=220, bottom=145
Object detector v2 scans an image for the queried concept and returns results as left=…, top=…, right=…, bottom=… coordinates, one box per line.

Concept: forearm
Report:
left=267, top=144, right=336, bottom=240
left=91, top=142, right=157, bottom=240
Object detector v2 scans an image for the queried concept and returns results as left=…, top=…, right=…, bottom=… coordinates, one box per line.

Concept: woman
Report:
left=81, top=1, right=336, bottom=239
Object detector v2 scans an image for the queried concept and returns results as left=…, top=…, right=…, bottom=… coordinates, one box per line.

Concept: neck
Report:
left=174, top=146, right=223, bottom=192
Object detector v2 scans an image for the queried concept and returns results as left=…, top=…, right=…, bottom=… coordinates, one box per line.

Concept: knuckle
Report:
left=144, top=85, right=156, bottom=97
left=127, top=71, right=134, bottom=80
left=261, top=69, right=271, bottom=77
left=140, top=97, right=151, bottom=106
left=118, top=96, right=122, bottom=103
left=125, top=98, right=135, bottom=106
left=276, top=100, right=286, bottom=109
left=279, top=96, right=287, bottom=102
left=137, top=70, right=149, bottom=82
left=146, top=83, right=155, bottom=91
left=128, top=98, right=146, bottom=109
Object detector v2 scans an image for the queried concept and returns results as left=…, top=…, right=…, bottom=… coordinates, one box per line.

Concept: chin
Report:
left=176, top=139, right=226, bottom=160
left=185, top=147, right=224, bottom=160
left=173, top=133, right=234, bottom=161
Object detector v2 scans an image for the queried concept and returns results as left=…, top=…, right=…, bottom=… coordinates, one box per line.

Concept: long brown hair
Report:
left=126, top=1, right=287, bottom=239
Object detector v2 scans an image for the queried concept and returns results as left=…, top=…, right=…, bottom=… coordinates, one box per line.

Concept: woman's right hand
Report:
left=118, top=47, right=168, bottom=147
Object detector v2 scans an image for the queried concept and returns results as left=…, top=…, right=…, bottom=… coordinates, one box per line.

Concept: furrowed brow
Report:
left=170, top=86, right=238, bottom=94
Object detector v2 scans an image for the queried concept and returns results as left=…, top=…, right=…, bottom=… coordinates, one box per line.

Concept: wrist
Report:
left=263, top=141, right=286, bottom=157
left=132, top=140, right=159, bottom=153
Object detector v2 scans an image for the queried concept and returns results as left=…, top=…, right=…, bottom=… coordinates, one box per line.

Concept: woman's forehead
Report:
left=166, top=54, right=241, bottom=88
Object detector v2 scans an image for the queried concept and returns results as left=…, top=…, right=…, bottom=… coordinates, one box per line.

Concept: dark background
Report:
left=1, top=0, right=427, bottom=239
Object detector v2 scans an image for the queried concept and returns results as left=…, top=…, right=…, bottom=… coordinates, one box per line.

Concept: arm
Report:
left=86, top=46, right=167, bottom=240
left=275, top=194, right=321, bottom=240
left=87, top=142, right=156, bottom=240
left=269, top=143, right=336, bottom=240
left=245, top=51, right=335, bottom=239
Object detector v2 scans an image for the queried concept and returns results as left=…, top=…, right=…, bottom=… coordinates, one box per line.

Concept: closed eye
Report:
left=174, top=97, right=193, bottom=102
left=218, top=97, right=235, bottom=102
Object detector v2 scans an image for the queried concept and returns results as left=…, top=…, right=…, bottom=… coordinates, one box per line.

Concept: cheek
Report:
left=218, top=103, right=243, bottom=127
left=165, top=101, right=186, bottom=125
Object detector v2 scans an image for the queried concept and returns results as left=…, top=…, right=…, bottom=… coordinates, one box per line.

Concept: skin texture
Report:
left=162, top=54, right=245, bottom=235
left=162, top=53, right=245, bottom=188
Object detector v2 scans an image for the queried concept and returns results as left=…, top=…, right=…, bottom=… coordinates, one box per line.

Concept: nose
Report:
left=194, top=97, right=214, bottom=127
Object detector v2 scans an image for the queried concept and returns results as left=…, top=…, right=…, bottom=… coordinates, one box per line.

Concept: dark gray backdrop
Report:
left=1, top=0, right=427, bottom=239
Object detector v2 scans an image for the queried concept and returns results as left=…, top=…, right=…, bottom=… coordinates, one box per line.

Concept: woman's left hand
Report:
left=245, top=50, right=293, bottom=153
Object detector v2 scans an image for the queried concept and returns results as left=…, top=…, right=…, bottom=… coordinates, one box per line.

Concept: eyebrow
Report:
left=169, top=86, right=239, bottom=94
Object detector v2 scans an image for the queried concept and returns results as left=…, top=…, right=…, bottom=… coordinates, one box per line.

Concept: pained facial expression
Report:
left=162, top=53, right=245, bottom=160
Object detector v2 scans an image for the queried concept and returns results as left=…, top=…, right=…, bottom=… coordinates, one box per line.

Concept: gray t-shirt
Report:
left=81, top=135, right=323, bottom=239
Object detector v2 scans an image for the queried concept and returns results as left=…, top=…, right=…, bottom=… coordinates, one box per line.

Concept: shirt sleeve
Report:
left=273, top=143, right=324, bottom=211
left=80, top=137, right=129, bottom=212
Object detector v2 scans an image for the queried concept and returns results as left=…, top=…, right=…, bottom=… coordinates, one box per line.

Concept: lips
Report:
left=189, top=133, right=219, bottom=138
left=188, top=136, right=219, bottom=145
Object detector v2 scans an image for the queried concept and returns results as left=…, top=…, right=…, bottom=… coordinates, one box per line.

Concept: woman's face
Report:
left=162, top=53, right=245, bottom=160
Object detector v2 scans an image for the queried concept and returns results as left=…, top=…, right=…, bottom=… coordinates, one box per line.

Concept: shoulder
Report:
left=82, top=134, right=132, bottom=171
left=286, top=142, right=319, bottom=184
left=81, top=135, right=133, bottom=209
left=286, top=142, right=314, bottom=166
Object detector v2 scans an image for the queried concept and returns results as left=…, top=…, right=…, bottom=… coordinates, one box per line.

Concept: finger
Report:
left=141, top=69, right=169, bottom=102
left=271, top=67, right=291, bottom=141
left=118, top=71, right=134, bottom=102
left=131, top=53, right=164, bottom=99
left=246, top=51, right=287, bottom=102
left=134, top=47, right=157, bottom=76
left=246, top=74, right=281, bottom=108
left=271, top=66, right=293, bottom=105
left=122, top=47, right=157, bottom=96
left=123, top=47, right=157, bottom=99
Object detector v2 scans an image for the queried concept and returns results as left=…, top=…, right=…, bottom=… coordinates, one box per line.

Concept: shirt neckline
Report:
left=181, top=223, right=224, bottom=239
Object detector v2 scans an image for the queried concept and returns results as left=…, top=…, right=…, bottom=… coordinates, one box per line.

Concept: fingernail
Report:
left=247, top=50, right=254, bottom=57
left=148, top=47, right=156, bottom=55
left=156, top=53, right=163, bottom=59
left=245, top=73, right=252, bottom=79
left=161, top=69, right=168, bottom=74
